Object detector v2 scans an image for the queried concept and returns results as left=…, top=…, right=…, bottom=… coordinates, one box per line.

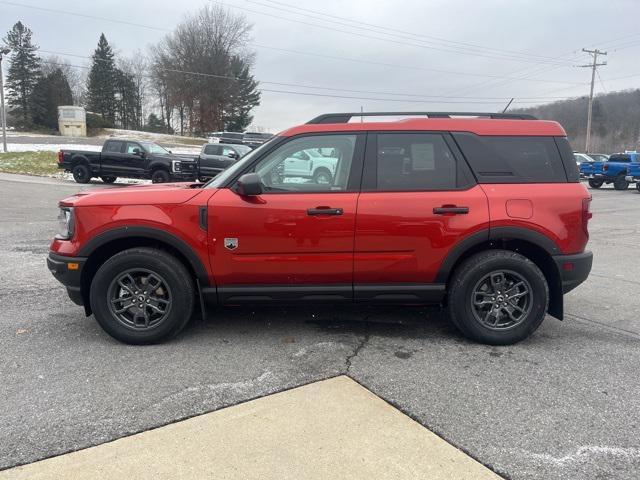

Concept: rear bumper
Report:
left=625, top=175, right=639, bottom=182
left=47, top=252, right=86, bottom=306
left=553, top=251, right=593, bottom=294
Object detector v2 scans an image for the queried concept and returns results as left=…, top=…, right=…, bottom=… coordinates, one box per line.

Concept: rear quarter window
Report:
left=104, top=141, right=124, bottom=153
left=203, top=145, right=220, bottom=155
left=453, top=133, right=569, bottom=183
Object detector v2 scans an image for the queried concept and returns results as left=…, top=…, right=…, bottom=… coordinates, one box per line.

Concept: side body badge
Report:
left=224, top=238, right=238, bottom=250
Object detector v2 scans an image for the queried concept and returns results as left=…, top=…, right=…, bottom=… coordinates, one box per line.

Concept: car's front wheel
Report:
left=89, top=248, right=194, bottom=344
left=447, top=250, right=548, bottom=345
left=151, top=169, right=170, bottom=183
left=313, top=168, right=333, bottom=185
left=636, top=182, right=640, bottom=192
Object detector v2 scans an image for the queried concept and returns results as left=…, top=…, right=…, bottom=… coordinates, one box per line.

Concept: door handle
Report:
left=307, top=207, right=343, bottom=216
left=433, top=206, right=469, bottom=215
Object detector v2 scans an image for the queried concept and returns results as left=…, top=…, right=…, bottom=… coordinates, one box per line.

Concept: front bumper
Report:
left=47, top=252, right=87, bottom=306
left=553, top=251, right=593, bottom=294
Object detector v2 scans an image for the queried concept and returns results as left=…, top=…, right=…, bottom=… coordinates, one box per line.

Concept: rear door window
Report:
left=608, top=154, right=631, bottom=162
left=204, top=145, right=221, bottom=155
left=373, top=133, right=467, bottom=191
left=104, top=141, right=124, bottom=153
left=453, top=133, right=568, bottom=183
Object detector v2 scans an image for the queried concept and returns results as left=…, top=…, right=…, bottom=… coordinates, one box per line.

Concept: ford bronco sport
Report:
left=47, top=112, right=593, bottom=345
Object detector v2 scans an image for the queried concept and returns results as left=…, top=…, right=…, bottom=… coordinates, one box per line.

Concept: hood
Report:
left=60, top=182, right=208, bottom=207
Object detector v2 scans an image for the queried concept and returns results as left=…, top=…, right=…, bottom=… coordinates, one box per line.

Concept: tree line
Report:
left=2, top=3, right=261, bottom=135
left=514, top=90, right=640, bottom=153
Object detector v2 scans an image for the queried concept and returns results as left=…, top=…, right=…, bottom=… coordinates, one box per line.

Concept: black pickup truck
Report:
left=57, top=138, right=198, bottom=184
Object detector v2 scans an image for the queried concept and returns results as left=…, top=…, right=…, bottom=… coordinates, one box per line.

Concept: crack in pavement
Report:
left=345, top=330, right=371, bottom=373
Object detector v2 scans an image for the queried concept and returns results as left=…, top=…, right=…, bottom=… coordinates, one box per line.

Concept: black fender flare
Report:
left=435, top=226, right=561, bottom=283
left=148, top=161, right=171, bottom=173
left=78, top=226, right=210, bottom=287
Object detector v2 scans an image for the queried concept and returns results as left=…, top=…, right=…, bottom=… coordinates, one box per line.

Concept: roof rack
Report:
left=306, top=111, right=537, bottom=124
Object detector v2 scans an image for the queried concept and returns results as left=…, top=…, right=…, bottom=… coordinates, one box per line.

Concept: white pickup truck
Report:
left=282, top=148, right=338, bottom=184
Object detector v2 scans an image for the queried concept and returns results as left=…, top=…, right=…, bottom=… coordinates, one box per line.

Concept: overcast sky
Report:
left=2, top=0, right=639, bottom=132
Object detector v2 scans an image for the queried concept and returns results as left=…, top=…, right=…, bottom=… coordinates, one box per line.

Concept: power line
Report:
left=40, top=59, right=575, bottom=105
left=243, top=0, right=580, bottom=65
left=2, top=1, right=586, bottom=87
left=224, top=2, right=576, bottom=66
left=38, top=55, right=575, bottom=101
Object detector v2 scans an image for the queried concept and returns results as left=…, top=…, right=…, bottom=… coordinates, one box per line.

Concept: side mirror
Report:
left=227, top=151, right=239, bottom=159
left=236, top=173, right=263, bottom=196
left=133, top=148, right=143, bottom=156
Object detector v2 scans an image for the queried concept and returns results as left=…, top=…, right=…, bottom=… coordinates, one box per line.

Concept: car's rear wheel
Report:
left=613, top=175, right=629, bottom=190
left=588, top=178, right=604, bottom=188
left=100, top=175, right=117, bottom=184
left=447, top=250, right=548, bottom=345
left=72, top=164, right=91, bottom=184
left=151, top=169, right=170, bottom=183
left=89, top=248, right=194, bottom=344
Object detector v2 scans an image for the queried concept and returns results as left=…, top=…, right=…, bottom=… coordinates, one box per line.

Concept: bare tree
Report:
left=148, top=3, right=260, bottom=135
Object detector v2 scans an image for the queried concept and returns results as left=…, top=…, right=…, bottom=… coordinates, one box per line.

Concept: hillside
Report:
left=513, top=89, right=640, bottom=153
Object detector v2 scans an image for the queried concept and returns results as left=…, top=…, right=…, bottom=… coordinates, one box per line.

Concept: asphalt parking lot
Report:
left=1, top=173, right=639, bottom=479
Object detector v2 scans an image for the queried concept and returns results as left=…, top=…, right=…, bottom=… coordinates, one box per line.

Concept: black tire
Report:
left=312, top=168, right=333, bottom=185
left=447, top=250, right=548, bottom=345
left=89, top=247, right=195, bottom=344
left=198, top=176, right=210, bottom=183
left=613, top=175, right=629, bottom=190
left=636, top=182, right=640, bottom=192
left=100, top=175, right=117, bottom=184
left=588, top=178, right=604, bottom=189
left=72, top=164, right=91, bottom=184
left=151, top=169, right=170, bottom=183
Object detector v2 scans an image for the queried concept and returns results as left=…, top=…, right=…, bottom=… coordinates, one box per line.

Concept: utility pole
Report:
left=0, top=47, right=10, bottom=153
left=578, top=48, right=607, bottom=153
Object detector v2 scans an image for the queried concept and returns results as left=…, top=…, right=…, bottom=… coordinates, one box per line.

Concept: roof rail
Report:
left=306, top=111, right=537, bottom=124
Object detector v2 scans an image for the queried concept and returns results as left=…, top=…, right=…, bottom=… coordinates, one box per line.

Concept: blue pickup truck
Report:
left=625, top=162, right=640, bottom=192
left=580, top=152, right=639, bottom=190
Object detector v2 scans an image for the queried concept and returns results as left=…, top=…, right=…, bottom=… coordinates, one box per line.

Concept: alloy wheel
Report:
left=470, top=270, right=532, bottom=330
left=107, top=268, right=172, bottom=330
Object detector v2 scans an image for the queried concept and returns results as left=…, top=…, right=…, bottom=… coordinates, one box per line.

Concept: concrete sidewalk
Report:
left=1, top=376, right=499, bottom=480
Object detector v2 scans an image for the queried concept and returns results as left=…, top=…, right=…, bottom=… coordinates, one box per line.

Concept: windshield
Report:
left=235, top=145, right=252, bottom=156
left=205, top=137, right=280, bottom=188
left=141, top=142, right=169, bottom=154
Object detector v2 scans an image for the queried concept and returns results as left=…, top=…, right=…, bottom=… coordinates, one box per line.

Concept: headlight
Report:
left=171, top=160, right=182, bottom=173
left=56, top=207, right=75, bottom=240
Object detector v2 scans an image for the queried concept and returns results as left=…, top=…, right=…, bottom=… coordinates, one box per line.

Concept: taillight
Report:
left=603, top=164, right=608, bottom=172
left=57, top=151, right=63, bottom=163
left=582, top=197, right=592, bottom=237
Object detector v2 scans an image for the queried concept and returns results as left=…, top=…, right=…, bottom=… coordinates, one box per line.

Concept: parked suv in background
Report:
left=197, top=143, right=252, bottom=181
left=48, top=112, right=592, bottom=346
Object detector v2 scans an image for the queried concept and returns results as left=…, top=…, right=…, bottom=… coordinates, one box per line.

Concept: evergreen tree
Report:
left=224, top=56, right=260, bottom=132
left=3, top=21, right=42, bottom=128
left=145, top=113, right=165, bottom=133
left=32, top=69, right=73, bottom=129
left=114, top=68, right=142, bottom=130
left=86, top=34, right=117, bottom=126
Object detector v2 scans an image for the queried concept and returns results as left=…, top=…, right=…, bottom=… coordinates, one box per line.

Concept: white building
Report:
left=58, top=106, right=86, bottom=137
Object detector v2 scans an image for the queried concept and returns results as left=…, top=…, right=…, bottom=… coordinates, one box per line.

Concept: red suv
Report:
left=47, top=112, right=593, bottom=345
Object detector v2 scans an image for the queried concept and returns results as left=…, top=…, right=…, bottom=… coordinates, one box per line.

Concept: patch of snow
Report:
left=5, top=143, right=200, bottom=155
